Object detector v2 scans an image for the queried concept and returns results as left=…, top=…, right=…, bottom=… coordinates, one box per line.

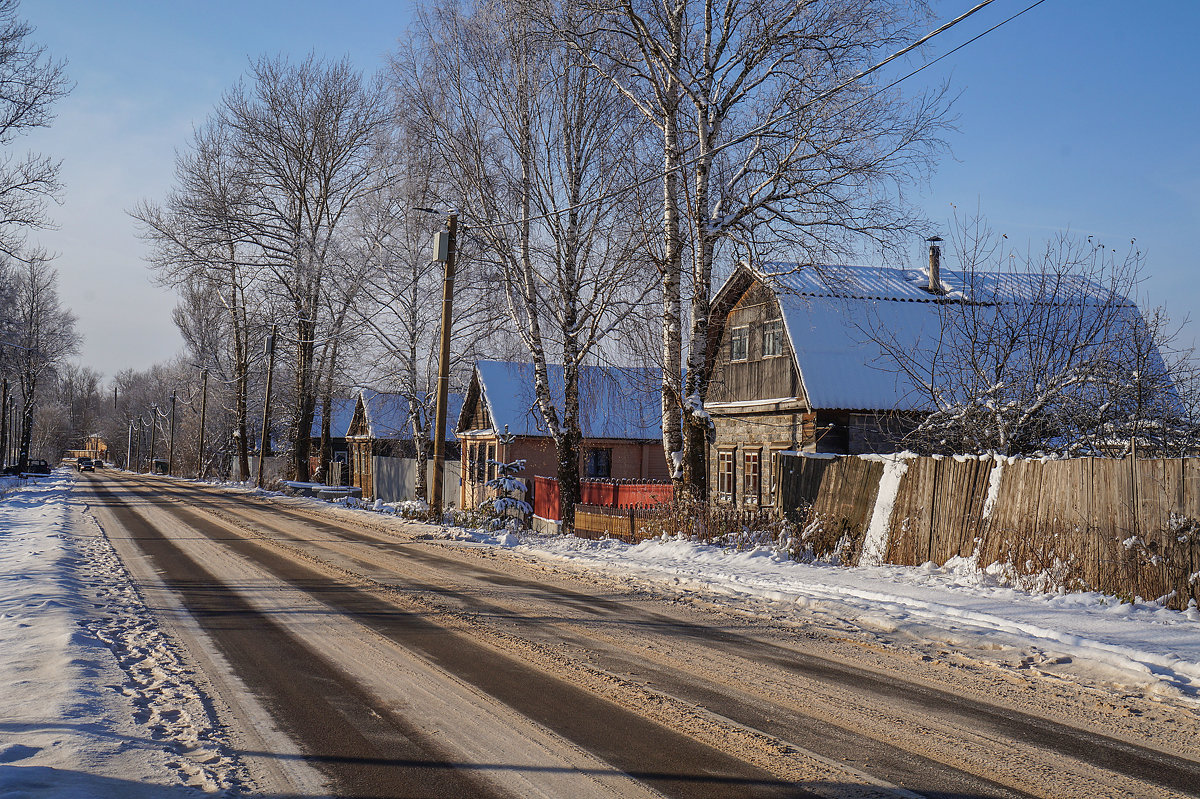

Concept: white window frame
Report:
left=729, top=325, right=749, bottom=362
left=717, top=450, right=736, bottom=503
left=762, top=318, right=784, bottom=358
left=743, top=449, right=760, bottom=507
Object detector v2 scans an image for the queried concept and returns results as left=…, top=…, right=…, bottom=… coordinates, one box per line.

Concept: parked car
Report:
left=25, top=459, right=51, bottom=475
left=77, top=457, right=94, bottom=472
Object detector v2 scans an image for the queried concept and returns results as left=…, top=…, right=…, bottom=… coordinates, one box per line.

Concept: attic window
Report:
left=730, top=326, right=749, bottom=361
left=762, top=319, right=784, bottom=358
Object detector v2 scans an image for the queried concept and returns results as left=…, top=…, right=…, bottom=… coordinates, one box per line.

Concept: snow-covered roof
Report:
left=756, top=262, right=1130, bottom=306
left=471, top=361, right=662, bottom=440
left=346, top=390, right=464, bottom=441
left=728, top=263, right=1150, bottom=413
left=309, top=397, right=357, bottom=439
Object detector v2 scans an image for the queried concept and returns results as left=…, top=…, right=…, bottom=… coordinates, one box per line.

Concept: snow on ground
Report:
left=0, top=472, right=244, bottom=798
left=505, top=532, right=1200, bottom=704
left=257, top=478, right=1200, bottom=705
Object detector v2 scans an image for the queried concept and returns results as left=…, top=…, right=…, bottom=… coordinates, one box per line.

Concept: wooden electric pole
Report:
left=257, top=325, right=278, bottom=489
left=0, top=377, right=7, bottom=469
left=197, top=367, right=208, bottom=480
left=430, top=212, right=458, bottom=518
left=167, top=390, right=177, bottom=476
left=148, top=405, right=158, bottom=474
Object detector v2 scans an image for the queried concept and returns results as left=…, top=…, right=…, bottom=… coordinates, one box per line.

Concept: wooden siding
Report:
left=708, top=279, right=803, bottom=404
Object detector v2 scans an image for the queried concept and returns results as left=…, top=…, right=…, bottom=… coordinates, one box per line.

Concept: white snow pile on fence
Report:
left=858, top=452, right=912, bottom=566
left=0, top=472, right=244, bottom=797
left=513, top=531, right=1200, bottom=704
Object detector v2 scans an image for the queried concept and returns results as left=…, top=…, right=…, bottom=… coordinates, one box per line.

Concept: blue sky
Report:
left=17, top=0, right=1200, bottom=377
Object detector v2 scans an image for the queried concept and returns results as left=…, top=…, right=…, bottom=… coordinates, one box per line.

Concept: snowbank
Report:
left=0, top=472, right=244, bottom=797
left=510, top=532, right=1200, bottom=703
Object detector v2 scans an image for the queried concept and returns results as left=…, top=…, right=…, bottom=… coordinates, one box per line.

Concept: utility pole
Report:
left=126, top=419, right=134, bottom=471
left=168, top=390, right=177, bottom=476
left=148, top=405, right=158, bottom=474
left=197, top=367, right=208, bottom=480
left=135, top=416, right=143, bottom=473
left=256, top=325, right=278, bottom=489
left=429, top=212, right=458, bottom=518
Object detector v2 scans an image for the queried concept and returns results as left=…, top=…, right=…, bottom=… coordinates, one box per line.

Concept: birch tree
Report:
left=573, top=0, right=948, bottom=495
left=0, top=0, right=69, bottom=260
left=398, top=0, right=657, bottom=530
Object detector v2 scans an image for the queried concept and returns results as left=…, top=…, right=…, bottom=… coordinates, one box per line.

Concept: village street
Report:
left=66, top=470, right=1200, bottom=798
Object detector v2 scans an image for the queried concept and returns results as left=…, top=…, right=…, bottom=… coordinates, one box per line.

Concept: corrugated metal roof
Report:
left=758, top=262, right=1130, bottom=306
left=738, top=263, right=1151, bottom=412
left=474, top=361, right=663, bottom=440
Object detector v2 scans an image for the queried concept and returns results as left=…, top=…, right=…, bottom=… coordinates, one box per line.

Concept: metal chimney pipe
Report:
left=927, top=236, right=943, bottom=294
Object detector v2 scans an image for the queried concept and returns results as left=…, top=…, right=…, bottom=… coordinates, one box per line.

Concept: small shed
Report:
left=456, top=361, right=669, bottom=510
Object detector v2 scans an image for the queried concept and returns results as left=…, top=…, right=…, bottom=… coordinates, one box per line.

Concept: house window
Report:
left=584, top=447, right=612, bottom=478
left=743, top=450, right=761, bottom=506
left=764, top=448, right=787, bottom=507
left=763, top=318, right=784, bottom=358
left=717, top=450, right=735, bottom=502
left=729, top=325, right=749, bottom=361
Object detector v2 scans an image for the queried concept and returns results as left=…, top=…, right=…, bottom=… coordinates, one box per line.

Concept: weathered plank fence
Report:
left=778, top=453, right=1200, bottom=611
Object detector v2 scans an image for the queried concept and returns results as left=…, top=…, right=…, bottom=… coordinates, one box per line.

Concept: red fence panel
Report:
left=614, top=482, right=673, bottom=508
left=537, top=477, right=672, bottom=521
left=532, top=475, right=560, bottom=520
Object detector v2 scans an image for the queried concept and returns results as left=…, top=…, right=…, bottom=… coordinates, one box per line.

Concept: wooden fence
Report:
left=778, top=453, right=1200, bottom=611
left=573, top=502, right=778, bottom=545
left=573, top=504, right=661, bottom=544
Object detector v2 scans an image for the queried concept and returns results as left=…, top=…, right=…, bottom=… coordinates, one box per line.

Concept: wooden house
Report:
left=705, top=256, right=1165, bottom=505
left=456, top=361, right=669, bottom=509
left=344, top=389, right=463, bottom=501
left=309, top=397, right=356, bottom=483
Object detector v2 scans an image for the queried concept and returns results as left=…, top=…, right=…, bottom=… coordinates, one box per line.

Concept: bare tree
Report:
left=400, top=0, right=658, bottom=530
left=0, top=0, right=69, bottom=260
left=343, top=130, right=509, bottom=500
left=134, top=120, right=264, bottom=480
left=218, top=54, right=396, bottom=481
left=9, top=254, right=78, bottom=466
left=571, top=0, right=949, bottom=495
left=869, top=216, right=1197, bottom=456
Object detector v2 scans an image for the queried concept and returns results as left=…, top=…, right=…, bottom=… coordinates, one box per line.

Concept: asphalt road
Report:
left=79, top=472, right=1200, bottom=799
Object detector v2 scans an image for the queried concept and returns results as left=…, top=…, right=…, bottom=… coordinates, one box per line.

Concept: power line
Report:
left=463, top=0, right=1046, bottom=233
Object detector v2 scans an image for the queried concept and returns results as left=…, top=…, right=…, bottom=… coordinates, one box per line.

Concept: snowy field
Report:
left=0, top=472, right=243, bottom=798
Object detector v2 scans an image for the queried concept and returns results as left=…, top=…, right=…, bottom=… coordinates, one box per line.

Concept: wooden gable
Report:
left=707, top=275, right=806, bottom=405
left=456, top=371, right=493, bottom=434
left=346, top=394, right=371, bottom=439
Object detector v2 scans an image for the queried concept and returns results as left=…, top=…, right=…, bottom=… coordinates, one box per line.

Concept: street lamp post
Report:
left=168, top=390, right=177, bottom=476
left=126, top=418, right=133, bottom=471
